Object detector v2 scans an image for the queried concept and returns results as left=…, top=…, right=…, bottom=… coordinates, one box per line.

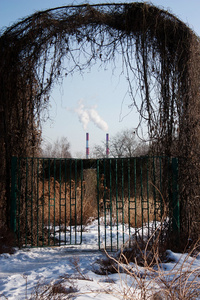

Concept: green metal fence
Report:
left=10, top=156, right=179, bottom=250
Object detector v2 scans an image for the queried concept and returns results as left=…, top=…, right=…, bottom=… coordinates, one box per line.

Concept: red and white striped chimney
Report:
left=86, top=132, right=89, bottom=159
left=106, top=133, right=109, bottom=158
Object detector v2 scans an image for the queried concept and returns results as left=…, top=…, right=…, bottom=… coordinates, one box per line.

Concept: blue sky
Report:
left=1, top=0, right=200, bottom=157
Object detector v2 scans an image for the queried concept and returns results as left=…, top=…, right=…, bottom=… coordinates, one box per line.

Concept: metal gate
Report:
left=10, top=156, right=179, bottom=250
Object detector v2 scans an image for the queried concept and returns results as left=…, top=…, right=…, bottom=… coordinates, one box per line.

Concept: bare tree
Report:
left=134, top=141, right=149, bottom=156
left=92, top=144, right=106, bottom=158
left=42, top=136, right=71, bottom=158
left=93, top=129, right=149, bottom=158
left=110, top=129, right=137, bottom=158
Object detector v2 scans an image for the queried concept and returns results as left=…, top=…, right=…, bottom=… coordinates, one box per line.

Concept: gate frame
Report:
left=10, top=156, right=180, bottom=250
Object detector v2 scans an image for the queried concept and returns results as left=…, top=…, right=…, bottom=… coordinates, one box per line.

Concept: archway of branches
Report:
left=1, top=2, right=200, bottom=243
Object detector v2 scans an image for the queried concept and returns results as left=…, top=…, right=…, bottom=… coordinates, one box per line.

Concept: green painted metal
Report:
left=11, top=156, right=180, bottom=250
left=53, top=159, right=56, bottom=245
left=17, top=158, right=21, bottom=245
left=103, top=159, right=107, bottom=249
left=128, top=159, right=131, bottom=240
left=153, top=157, right=157, bottom=231
left=48, top=159, right=51, bottom=246
left=134, top=158, right=137, bottom=230
left=64, top=159, right=67, bottom=244
left=121, top=159, right=125, bottom=246
left=159, top=157, right=162, bottom=216
left=42, top=159, right=45, bottom=246
left=74, top=159, right=77, bottom=244
left=140, top=158, right=144, bottom=240
left=80, top=159, right=83, bottom=244
left=115, top=159, right=119, bottom=250
left=69, top=159, right=72, bottom=244
left=109, top=159, right=113, bottom=251
left=31, top=159, right=33, bottom=244
left=36, top=159, right=39, bottom=247
left=146, top=157, right=150, bottom=238
left=25, top=158, right=28, bottom=245
left=172, top=157, right=180, bottom=234
left=96, top=159, right=100, bottom=250
left=10, top=156, right=17, bottom=233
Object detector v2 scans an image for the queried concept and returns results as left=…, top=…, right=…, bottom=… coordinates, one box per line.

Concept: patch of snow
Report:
left=0, top=220, right=200, bottom=299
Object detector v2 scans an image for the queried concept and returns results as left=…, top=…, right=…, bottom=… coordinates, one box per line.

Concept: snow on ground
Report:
left=1, top=220, right=200, bottom=299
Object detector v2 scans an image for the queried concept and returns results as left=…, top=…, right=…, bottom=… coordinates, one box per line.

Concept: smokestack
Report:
left=86, top=132, right=89, bottom=159
left=106, top=133, right=109, bottom=158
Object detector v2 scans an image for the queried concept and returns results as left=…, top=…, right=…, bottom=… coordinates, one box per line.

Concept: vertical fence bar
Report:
left=159, top=157, right=163, bottom=219
left=134, top=158, right=137, bottom=233
left=25, top=158, right=28, bottom=246
left=42, top=159, right=45, bottom=247
left=146, top=157, right=150, bottom=238
left=153, top=157, right=156, bottom=232
left=31, top=158, right=34, bottom=246
left=17, top=158, right=22, bottom=246
left=103, top=159, right=107, bottom=249
left=109, top=159, right=112, bottom=251
left=11, top=156, right=17, bottom=234
left=53, top=159, right=56, bottom=246
left=80, top=159, right=83, bottom=244
left=97, top=160, right=100, bottom=249
left=168, top=157, right=172, bottom=234
left=172, top=158, right=180, bottom=237
left=75, top=159, right=77, bottom=244
left=69, top=159, right=72, bottom=244
left=64, top=159, right=67, bottom=245
left=115, top=159, right=119, bottom=250
left=36, top=158, right=39, bottom=247
left=128, top=159, right=131, bottom=243
left=121, top=159, right=125, bottom=246
left=140, top=158, right=144, bottom=241
left=48, top=159, right=51, bottom=246
left=59, top=159, right=61, bottom=246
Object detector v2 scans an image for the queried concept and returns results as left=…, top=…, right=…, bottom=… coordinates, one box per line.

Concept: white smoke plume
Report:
left=75, top=100, right=108, bottom=131
left=88, top=107, right=108, bottom=131
left=75, top=100, right=90, bottom=130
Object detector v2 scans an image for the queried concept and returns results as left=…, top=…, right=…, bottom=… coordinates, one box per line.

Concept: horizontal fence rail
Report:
left=11, top=156, right=179, bottom=250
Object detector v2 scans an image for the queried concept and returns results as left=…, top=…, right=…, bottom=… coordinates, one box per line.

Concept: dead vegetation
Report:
left=93, top=230, right=200, bottom=299
left=23, top=236, right=200, bottom=299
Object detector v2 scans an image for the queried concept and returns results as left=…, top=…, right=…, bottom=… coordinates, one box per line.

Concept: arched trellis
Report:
left=0, top=2, right=200, bottom=245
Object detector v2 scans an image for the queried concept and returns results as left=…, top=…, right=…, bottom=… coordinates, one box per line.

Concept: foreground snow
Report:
left=0, top=220, right=200, bottom=299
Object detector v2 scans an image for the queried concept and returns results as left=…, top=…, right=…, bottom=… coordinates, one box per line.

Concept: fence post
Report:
left=10, top=156, right=17, bottom=233
left=172, top=157, right=180, bottom=236
left=96, top=160, right=101, bottom=250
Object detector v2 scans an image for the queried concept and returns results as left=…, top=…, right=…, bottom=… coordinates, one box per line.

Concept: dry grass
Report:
left=95, top=236, right=200, bottom=299
left=26, top=240, right=200, bottom=300
left=37, top=169, right=98, bottom=227
left=30, top=276, right=79, bottom=300
left=16, top=174, right=162, bottom=247
left=15, top=168, right=99, bottom=246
